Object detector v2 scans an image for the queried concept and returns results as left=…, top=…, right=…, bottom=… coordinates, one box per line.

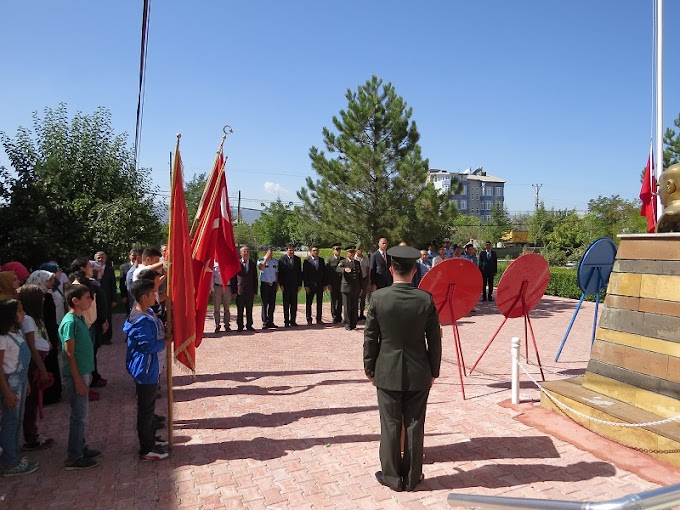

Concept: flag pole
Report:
left=165, top=133, right=181, bottom=448
left=190, top=125, right=233, bottom=237
left=655, top=0, right=664, bottom=219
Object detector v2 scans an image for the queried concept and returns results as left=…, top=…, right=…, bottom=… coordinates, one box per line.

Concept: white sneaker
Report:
left=140, top=449, right=170, bottom=462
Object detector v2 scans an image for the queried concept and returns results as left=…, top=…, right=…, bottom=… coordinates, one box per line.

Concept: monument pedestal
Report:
left=541, top=234, right=680, bottom=467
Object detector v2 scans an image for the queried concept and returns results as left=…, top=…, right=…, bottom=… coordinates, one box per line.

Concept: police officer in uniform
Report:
left=364, top=245, right=441, bottom=492
left=258, top=247, right=279, bottom=329
left=336, top=245, right=362, bottom=330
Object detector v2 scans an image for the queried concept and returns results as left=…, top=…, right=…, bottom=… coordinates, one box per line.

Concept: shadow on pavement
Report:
left=428, top=461, right=616, bottom=489
left=172, top=378, right=365, bottom=401
left=174, top=404, right=378, bottom=429
left=171, top=433, right=382, bottom=463
left=173, top=368, right=354, bottom=386
left=424, top=436, right=560, bottom=462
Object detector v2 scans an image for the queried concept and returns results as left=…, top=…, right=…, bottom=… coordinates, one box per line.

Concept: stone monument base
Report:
left=541, top=234, right=680, bottom=467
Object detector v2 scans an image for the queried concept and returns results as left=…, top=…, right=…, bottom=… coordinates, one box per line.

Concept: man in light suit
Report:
left=302, top=246, right=326, bottom=324
left=478, top=241, right=498, bottom=301
left=364, top=245, right=441, bottom=492
left=229, top=246, right=258, bottom=332
left=278, top=243, right=302, bottom=327
left=369, top=237, right=392, bottom=291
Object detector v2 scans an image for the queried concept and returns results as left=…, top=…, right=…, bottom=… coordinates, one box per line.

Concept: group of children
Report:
left=0, top=256, right=172, bottom=477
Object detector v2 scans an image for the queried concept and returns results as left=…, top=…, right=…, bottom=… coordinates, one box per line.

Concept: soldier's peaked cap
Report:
left=387, top=245, right=421, bottom=264
left=345, top=245, right=356, bottom=251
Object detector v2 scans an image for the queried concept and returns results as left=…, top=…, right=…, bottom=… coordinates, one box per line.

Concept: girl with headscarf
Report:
left=0, top=262, right=29, bottom=284
left=18, top=284, right=55, bottom=450
left=24, top=271, right=62, bottom=405
left=0, top=271, right=20, bottom=300
left=40, top=263, right=66, bottom=324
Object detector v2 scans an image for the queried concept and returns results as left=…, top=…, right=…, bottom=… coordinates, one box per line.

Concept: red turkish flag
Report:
left=191, top=153, right=240, bottom=347
left=639, top=144, right=656, bottom=233
left=168, top=142, right=197, bottom=372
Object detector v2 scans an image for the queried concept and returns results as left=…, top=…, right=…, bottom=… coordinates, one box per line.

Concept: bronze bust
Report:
left=656, top=163, right=680, bottom=233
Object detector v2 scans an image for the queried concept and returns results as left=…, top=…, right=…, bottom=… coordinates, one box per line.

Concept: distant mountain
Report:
left=155, top=203, right=261, bottom=225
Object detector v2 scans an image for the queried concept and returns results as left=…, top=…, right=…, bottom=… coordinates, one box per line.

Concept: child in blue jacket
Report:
left=124, top=279, right=170, bottom=461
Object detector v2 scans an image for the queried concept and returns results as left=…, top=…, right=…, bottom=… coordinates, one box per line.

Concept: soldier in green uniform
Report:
left=336, top=245, right=362, bottom=330
left=364, top=245, right=442, bottom=492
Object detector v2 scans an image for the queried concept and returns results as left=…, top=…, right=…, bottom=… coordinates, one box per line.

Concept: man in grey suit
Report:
left=364, top=245, right=441, bottom=492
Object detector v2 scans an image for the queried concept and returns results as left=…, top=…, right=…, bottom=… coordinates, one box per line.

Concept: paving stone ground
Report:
left=3, top=296, right=678, bottom=509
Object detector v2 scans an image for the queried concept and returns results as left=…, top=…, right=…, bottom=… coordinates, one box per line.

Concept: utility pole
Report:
left=532, top=184, right=542, bottom=210
left=237, top=190, right=242, bottom=223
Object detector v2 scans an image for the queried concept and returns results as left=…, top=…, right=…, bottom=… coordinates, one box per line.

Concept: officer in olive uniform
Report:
left=336, top=245, right=362, bottom=330
left=364, top=245, right=442, bottom=492
left=326, top=244, right=343, bottom=323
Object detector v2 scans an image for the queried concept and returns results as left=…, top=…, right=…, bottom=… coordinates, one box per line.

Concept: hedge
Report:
left=495, top=263, right=604, bottom=302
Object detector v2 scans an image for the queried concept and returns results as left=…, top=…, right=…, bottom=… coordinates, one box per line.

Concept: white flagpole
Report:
left=655, top=0, right=664, bottom=219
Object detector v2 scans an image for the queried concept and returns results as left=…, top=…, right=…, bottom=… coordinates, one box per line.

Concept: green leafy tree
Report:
left=0, top=104, right=163, bottom=267
left=233, top=221, right=256, bottom=247
left=545, top=210, right=589, bottom=253
left=584, top=195, right=647, bottom=241
left=184, top=171, right=208, bottom=228
left=529, top=204, right=571, bottom=247
left=486, top=205, right=512, bottom=244
left=450, top=214, right=484, bottom=246
left=663, top=113, right=680, bottom=168
left=252, top=198, right=295, bottom=247
left=297, top=76, right=458, bottom=249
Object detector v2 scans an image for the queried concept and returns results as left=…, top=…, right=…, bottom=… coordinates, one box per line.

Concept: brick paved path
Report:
left=4, top=296, right=676, bottom=509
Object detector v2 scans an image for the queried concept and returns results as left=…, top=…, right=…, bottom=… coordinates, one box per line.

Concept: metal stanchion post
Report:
left=511, top=336, right=520, bottom=405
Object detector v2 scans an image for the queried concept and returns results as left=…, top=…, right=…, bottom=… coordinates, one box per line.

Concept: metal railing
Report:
left=447, top=483, right=680, bottom=509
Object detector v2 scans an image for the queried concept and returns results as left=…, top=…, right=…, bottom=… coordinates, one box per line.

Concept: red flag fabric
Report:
left=640, top=145, right=656, bottom=233
left=191, top=153, right=239, bottom=347
left=191, top=153, right=223, bottom=348
left=214, top=170, right=241, bottom=293
left=168, top=143, right=197, bottom=372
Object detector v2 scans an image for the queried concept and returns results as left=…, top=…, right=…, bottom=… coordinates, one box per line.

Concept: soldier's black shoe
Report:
left=375, top=471, right=401, bottom=492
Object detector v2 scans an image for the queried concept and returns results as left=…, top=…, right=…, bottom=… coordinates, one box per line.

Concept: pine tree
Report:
left=297, top=76, right=457, bottom=249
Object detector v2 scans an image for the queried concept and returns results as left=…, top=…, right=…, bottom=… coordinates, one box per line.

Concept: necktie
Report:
left=382, top=252, right=386, bottom=263
left=243, top=261, right=247, bottom=273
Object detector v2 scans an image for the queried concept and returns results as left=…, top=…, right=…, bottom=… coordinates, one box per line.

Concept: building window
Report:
left=495, top=187, right=503, bottom=197
left=482, top=200, right=491, bottom=210
left=460, top=200, right=467, bottom=210
left=484, top=186, right=494, bottom=197
left=462, top=185, right=468, bottom=195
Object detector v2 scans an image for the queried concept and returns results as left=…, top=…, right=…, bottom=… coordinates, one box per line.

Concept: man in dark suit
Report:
left=326, top=245, right=343, bottom=323
left=478, top=241, right=498, bottom=301
left=229, top=245, right=258, bottom=331
left=95, top=251, right=117, bottom=344
left=336, top=245, right=362, bottom=330
left=119, top=249, right=137, bottom=314
left=302, top=246, right=326, bottom=324
left=364, top=245, right=441, bottom=492
left=369, top=237, right=393, bottom=291
left=278, top=243, right=302, bottom=327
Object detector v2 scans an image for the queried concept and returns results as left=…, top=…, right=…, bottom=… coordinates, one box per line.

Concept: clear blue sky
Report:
left=1, top=1, right=678, bottom=214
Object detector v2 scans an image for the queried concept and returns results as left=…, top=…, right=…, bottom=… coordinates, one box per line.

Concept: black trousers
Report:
left=136, top=383, right=157, bottom=455
left=482, top=273, right=495, bottom=299
left=282, top=286, right=298, bottom=325
left=342, top=291, right=359, bottom=329
left=236, top=293, right=254, bottom=328
left=330, top=286, right=342, bottom=321
left=377, top=386, right=430, bottom=491
left=260, top=282, right=277, bottom=325
left=359, top=278, right=369, bottom=316
left=305, top=287, right=324, bottom=321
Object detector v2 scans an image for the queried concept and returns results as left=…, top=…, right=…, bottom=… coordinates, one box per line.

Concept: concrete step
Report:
left=541, top=376, right=680, bottom=466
